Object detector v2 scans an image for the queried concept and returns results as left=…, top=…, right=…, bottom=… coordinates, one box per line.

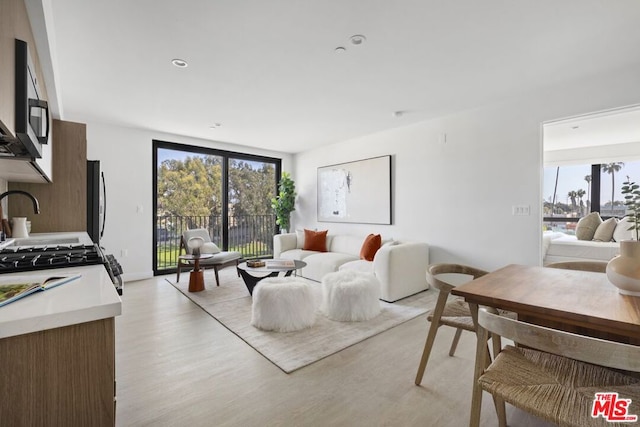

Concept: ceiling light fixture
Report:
left=349, top=35, right=366, bottom=46
left=171, top=58, right=188, bottom=68
left=334, top=46, right=346, bottom=53
left=209, top=123, right=221, bottom=129
left=393, top=111, right=404, bottom=118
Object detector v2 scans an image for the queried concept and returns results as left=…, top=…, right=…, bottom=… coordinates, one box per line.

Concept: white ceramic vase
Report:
left=606, top=240, right=640, bottom=296
left=12, top=217, right=29, bottom=238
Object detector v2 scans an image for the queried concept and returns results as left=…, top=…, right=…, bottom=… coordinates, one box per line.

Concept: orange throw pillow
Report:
left=360, top=234, right=382, bottom=261
left=303, top=229, right=328, bottom=252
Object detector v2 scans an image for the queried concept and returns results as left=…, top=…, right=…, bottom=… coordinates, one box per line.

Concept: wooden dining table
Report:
left=451, top=263, right=640, bottom=426
left=451, top=263, right=640, bottom=344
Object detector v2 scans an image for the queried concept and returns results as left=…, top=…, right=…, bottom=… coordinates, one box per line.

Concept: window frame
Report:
left=543, top=164, right=606, bottom=224
left=152, top=139, right=282, bottom=275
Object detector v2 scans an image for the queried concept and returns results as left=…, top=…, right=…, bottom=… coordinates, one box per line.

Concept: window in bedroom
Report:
left=543, top=161, right=640, bottom=233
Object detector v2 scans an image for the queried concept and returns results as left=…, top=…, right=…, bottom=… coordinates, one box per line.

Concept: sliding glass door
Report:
left=153, top=141, right=281, bottom=275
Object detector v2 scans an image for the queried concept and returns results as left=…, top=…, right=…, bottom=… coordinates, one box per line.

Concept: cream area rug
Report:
left=166, top=268, right=437, bottom=373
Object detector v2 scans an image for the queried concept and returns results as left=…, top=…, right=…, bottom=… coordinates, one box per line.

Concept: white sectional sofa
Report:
left=273, top=232, right=429, bottom=302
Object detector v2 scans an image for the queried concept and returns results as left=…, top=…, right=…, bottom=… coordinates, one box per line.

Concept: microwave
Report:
left=0, top=39, right=49, bottom=159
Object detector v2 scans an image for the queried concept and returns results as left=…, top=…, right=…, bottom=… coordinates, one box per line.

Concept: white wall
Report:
left=293, top=64, right=640, bottom=272
left=85, top=122, right=293, bottom=281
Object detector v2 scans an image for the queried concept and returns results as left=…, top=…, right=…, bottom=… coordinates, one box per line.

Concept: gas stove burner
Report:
left=0, top=243, right=106, bottom=274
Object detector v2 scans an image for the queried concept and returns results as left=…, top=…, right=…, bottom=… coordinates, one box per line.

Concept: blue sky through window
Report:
left=543, top=161, right=640, bottom=205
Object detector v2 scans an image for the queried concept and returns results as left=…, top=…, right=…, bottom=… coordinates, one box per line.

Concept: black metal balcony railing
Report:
left=156, top=214, right=276, bottom=271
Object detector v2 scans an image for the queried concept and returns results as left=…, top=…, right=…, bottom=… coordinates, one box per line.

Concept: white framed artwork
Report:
left=317, top=155, right=392, bottom=224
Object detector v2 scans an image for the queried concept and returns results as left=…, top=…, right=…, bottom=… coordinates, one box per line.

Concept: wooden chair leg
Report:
left=448, top=328, right=463, bottom=356
left=415, top=290, right=449, bottom=385
left=490, top=332, right=502, bottom=361
left=469, top=303, right=485, bottom=427
left=488, top=331, right=506, bottom=426
left=214, top=265, right=220, bottom=286
left=176, top=265, right=182, bottom=282
left=492, top=395, right=507, bottom=427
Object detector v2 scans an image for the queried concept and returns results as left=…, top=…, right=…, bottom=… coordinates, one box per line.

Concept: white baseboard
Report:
left=122, top=271, right=154, bottom=283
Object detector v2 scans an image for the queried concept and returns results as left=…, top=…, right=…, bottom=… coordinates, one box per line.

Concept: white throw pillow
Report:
left=593, top=217, right=617, bottom=242
left=202, top=242, right=221, bottom=254
left=613, top=217, right=635, bottom=242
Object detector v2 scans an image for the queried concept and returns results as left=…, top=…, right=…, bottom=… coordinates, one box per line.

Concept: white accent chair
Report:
left=176, top=229, right=242, bottom=286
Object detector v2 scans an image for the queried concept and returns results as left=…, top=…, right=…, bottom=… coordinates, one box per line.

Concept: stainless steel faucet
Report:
left=0, top=190, right=41, bottom=241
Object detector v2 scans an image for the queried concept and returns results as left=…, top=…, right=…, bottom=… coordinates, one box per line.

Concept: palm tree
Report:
left=576, top=189, right=586, bottom=216
left=551, top=167, right=560, bottom=216
left=568, top=190, right=578, bottom=214
left=602, top=163, right=625, bottom=215
left=584, top=175, right=592, bottom=213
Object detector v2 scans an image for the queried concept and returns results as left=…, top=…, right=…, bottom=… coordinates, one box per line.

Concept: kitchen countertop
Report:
left=0, top=232, right=122, bottom=339
left=0, top=230, right=94, bottom=250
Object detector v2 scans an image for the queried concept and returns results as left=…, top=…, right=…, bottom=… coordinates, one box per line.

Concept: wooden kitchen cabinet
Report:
left=0, top=318, right=116, bottom=426
left=9, top=119, right=87, bottom=233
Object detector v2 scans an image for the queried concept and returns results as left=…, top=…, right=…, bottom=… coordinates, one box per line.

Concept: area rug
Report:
left=166, top=268, right=437, bottom=373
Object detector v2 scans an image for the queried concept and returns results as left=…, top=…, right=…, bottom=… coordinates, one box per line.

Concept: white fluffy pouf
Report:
left=320, top=270, right=381, bottom=322
left=251, top=278, right=316, bottom=332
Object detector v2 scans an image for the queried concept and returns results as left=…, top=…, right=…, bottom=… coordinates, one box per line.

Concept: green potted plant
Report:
left=621, top=177, right=640, bottom=240
left=271, top=172, right=296, bottom=233
left=606, top=176, right=640, bottom=296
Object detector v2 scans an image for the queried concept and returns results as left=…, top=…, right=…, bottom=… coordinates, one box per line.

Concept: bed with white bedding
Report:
left=543, top=231, right=620, bottom=265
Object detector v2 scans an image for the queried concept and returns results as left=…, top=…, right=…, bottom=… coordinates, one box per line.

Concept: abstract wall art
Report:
left=317, top=155, right=392, bottom=224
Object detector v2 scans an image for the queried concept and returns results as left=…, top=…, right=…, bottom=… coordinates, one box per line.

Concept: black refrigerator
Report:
left=87, top=160, right=123, bottom=294
left=87, top=160, right=105, bottom=245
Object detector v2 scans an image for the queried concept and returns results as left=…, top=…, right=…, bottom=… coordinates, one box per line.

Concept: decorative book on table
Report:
left=265, top=259, right=296, bottom=269
left=0, top=274, right=82, bottom=307
left=246, top=260, right=266, bottom=268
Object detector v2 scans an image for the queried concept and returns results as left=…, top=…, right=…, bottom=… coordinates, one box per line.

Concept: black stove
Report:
left=0, top=243, right=123, bottom=294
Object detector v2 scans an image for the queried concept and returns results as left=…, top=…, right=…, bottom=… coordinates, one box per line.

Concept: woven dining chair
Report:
left=471, top=308, right=640, bottom=427
left=415, top=263, right=502, bottom=386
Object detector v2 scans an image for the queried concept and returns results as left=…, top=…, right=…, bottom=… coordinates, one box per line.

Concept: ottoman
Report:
left=320, top=270, right=381, bottom=321
left=251, top=278, right=316, bottom=332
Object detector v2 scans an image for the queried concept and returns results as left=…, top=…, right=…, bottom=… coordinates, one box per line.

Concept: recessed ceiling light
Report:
left=393, top=111, right=403, bottom=118
left=209, top=123, right=221, bottom=129
left=334, top=46, right=346, bottom=53
left=349, top=35, right=366, bottom=46
left=571, top=125, right=580, bottom=130
left=171, top=58, right=188, bottom=68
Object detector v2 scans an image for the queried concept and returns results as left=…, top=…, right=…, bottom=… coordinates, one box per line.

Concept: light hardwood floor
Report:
left=115, top=274, right=553, bottom=426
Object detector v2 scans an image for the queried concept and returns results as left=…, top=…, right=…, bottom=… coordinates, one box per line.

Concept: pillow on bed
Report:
left=613, top=217, right=634, bottom=242
left=593, top=217, right=617, bottom=242
left=575, top=212, right=602, bottom=241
